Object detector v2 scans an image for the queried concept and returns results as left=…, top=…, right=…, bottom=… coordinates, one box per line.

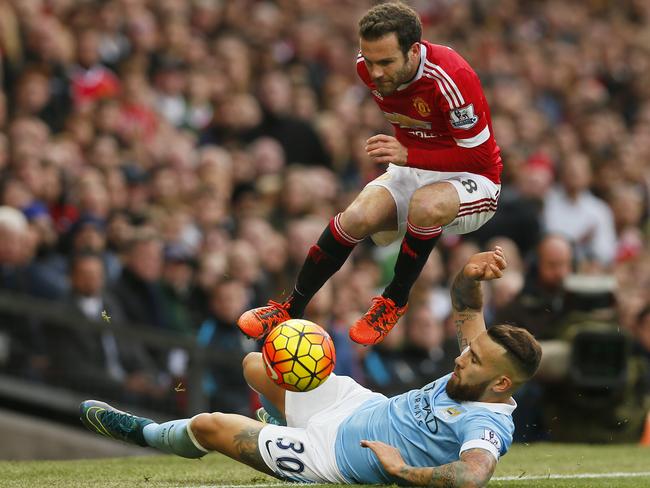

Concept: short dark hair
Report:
left=69, top=250, right=104, bottom=273
left=358, top=2, right=422, bottom=56
left=488, top=324, right=542, bottom=380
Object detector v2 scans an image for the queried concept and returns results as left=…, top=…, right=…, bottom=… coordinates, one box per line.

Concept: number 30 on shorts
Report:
left=267, top=437, right=305, bottom=474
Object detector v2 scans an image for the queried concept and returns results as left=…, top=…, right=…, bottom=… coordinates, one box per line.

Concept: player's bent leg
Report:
left=439, top=173, right=500, bottom=235
left=408, top=181, right=461, bottom=227
left=238, top=186, right=397, bottom=341
left=339, top=184, right=398, bottom=238
left=350, top=183, right=458, bottom=346
left=190, top=412, right=277, bottom=477
left=243, top=352, right=286, bottom=418
left=79, top=400, right=206, bottom=459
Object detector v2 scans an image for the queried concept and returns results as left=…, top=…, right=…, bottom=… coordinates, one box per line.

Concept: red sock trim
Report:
left=329, top=213, right=362, bottom=247
left=407, top=220, right=442, bottom=239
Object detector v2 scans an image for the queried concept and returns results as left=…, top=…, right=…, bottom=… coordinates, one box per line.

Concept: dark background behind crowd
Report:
left=0, top=0, right=649, bottom=443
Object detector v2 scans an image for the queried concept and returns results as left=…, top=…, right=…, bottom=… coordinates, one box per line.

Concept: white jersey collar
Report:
left=462, top=397, right=517, bottom=416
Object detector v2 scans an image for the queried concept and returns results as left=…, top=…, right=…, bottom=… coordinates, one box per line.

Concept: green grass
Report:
left=2, top=444, right=650, bottom=488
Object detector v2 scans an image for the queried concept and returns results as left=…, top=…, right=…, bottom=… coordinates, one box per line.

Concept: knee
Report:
left=190, top=412, right=224, bottom=444
left=340, top=202, right=375, bottom=238
left=408, top=188, right=454, bottom=226
left=242, top=352, right=261, bottom=373
left=242, top=352, right=262, bottom=380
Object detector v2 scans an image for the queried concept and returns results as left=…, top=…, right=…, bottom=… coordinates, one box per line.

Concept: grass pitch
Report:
left=2, top=443, right=650, bottom=488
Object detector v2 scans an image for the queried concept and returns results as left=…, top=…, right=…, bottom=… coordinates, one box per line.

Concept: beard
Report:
left=374, top=60, right=414, bottom=96
left=446, top=374, right=491, bottom=402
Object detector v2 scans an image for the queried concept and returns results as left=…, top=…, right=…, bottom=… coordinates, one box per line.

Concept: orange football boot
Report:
left=349, top=296, right=408, bottom=345
left=237, top=300, right=292, bottom=339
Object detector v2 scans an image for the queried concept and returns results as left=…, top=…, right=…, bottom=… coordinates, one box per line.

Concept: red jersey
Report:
left=357, top=41, right=502, bottom=183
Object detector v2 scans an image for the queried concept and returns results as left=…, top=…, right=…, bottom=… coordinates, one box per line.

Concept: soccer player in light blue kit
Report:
left=80, top=247, right=542, bottom=487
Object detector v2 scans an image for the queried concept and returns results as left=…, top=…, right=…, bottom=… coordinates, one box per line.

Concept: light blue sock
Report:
left=142, top=418, right=208, bottom=459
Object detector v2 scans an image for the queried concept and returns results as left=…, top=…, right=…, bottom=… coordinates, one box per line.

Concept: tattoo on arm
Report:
left=451, top=272, right=484, bottom=350
left=451, top=272, right=483, bottom=312
left=233, top=427, right=277, bottom=477
left=395, top=449, right=495, bottom=487
left=399, top=463, right=457, bottom=487
left=453, top=313, right=475, bottom=350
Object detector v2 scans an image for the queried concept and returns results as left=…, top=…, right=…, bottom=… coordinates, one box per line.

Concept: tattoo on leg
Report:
left=233, top=426, right=276, bottom=477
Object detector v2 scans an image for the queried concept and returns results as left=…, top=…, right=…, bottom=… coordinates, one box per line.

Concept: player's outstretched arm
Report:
left=361, top=440, right=496, bottom=487
left=451, top=246, right=507, bottom=351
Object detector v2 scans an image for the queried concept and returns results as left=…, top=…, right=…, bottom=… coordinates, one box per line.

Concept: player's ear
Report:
left=491, top=375, right=512, bottom=394
left=408, top=42, right=420, bottom=61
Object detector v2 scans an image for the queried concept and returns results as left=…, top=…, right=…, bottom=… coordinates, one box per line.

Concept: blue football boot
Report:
left=255, top=407, right=285, bottom=426
left=80, top=400, right=153, bottom=447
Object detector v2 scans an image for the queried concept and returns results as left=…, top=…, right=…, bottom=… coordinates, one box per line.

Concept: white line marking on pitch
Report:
left=181, top=471, right=650, bottom=487
left=494, top=471, right=650, bottom=481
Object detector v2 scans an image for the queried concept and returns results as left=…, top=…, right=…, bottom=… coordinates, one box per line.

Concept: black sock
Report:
left=383, top=221, right=442, bottom=307
left=289, top=214, right=360, bottom=317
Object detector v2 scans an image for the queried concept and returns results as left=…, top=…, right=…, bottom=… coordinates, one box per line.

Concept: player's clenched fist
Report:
left=463, top=246, right=507, bottom=282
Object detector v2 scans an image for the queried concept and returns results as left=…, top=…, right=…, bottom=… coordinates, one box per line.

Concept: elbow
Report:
left=464, top=473, right=491, bottom=488
left=458, top=479, right=487, bottom=488
left=457, top=468, right=492, bottom=488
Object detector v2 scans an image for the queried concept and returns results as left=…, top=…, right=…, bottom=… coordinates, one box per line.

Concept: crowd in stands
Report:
left=0, top=0, right=649, bottom=438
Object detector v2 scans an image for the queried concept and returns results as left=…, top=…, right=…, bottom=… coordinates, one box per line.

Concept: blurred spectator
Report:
left=543, top=153, right=617, bottom=269
left=61, top=215, right=121, bottom=283
left=0, top=206, right=48, bottom=378
left=496, top=234, right=573, bottom=339
left=161, top=244, right=196, bottom=336
left=46, top=252, right=164, bottom=403
left=153, top=58, right=188, bottom=127
left=69, top=29, right=120, bottom=109
left=398, top=303, right=457, bottom=388
left=608, top=184, right=645, bottom=262
left=13, top=68, right=68, bottom=132
left=472, top=159, right=548, bottom=256
left=253, top=70, right=331, bottom=167
left=196, top=279, right=256, bottom=414
left=111, top=230, right=167, bottom=330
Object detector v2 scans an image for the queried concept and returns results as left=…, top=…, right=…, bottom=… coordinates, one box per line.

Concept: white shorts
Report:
left=258, top=374, right=386, bottom=483
left=366, top=164, right=501, bottom=246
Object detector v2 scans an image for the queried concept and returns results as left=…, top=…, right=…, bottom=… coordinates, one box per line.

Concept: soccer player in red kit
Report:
left=238, top=2, right=502, bottom=345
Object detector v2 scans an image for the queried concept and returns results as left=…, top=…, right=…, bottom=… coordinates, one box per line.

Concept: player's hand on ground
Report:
left=463, top=246, right=507, bottom=282
left=365, top=134, right=408, bottom=166
left=360, top=439, right=406, bottom=476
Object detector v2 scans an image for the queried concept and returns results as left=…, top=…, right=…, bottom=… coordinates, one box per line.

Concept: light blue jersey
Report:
left=334, top=373, right=516, bottom=484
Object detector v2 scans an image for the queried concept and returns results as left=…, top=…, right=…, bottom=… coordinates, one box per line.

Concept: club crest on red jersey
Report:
left=412, top=96, right=431, bottom=117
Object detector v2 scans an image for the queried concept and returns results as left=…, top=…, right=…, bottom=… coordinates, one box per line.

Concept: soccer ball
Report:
left=262, top=319, right=336, bottom=392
